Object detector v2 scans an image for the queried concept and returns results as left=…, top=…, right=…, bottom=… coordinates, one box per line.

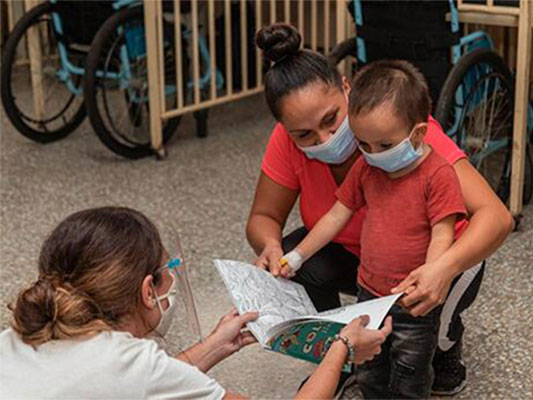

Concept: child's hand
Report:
left=279, top=250, right=304, bottom=278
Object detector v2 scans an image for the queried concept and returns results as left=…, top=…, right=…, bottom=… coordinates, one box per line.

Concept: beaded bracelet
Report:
left=333, top=334, right=356, bottom=363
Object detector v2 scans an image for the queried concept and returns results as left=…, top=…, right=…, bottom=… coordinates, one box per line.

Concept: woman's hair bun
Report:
left=11, top=279, right=58, bottom=343
left=256, top=23, right=301, bottom=64
left=11, top=277, right=108, bottom=345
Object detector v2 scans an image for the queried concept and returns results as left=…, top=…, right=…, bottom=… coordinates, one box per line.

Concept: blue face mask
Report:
left=360, top=129, right=423, bottom=173
left=298, top=116, right=357, bottom=164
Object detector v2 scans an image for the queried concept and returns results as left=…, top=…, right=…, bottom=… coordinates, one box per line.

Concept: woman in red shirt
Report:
left=246, top=23, right=514, bottom=396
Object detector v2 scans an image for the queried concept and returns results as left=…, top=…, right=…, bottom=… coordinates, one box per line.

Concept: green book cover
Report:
left=267, top=320, right=352, bottom=372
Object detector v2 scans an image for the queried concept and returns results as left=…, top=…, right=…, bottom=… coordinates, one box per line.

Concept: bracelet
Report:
left=333, top=334, right=356, bottom=363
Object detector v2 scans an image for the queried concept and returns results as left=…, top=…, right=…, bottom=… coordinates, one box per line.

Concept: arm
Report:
left=425, top=215, right=456, bottom=263
left=280, top=201, right=354, bottom=278
left=295, top=342, right=350, bottom=399
left=296, top=316, right=392, bottom=399
left=296, top=201, right=353, bottom=261
left=435, top=159, right=514, bottom=274
left=223, top=393, right=249, bottom=399
left=246, top=172, right=298, bottom=274
left=177, top=310, right=258, bottom=373
left=393, top=159, right=514, bottom=315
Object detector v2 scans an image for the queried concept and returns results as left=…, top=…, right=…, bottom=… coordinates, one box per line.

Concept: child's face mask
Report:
left=359, top=127, right=423, bottom=173
left=298, top=116, right=358, bottom=164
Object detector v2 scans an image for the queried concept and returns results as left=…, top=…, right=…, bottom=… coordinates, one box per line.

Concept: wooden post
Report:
left=240, top=0, right=248, bottom=91
left=24, top=0, right=45, bottom=122
left=143, top=0, right=164, bottom=154
left=324, top=0, right=330, bottom=55
left=8, top=0, right=16, bottom=33
left=311, top=0, right=317, bottom=51
left=173, top=0, right=184, bottom=108
left=191, top=0, right=200, bottom=104
left=336, top=0, right=346, bottom=71
left=224, top=0, right=233, bottom=95
left=208, top=0, right=217, bottom=100
left=298, top=0, right=304, bottom=41
left=509, top=0, right=532, bottom=215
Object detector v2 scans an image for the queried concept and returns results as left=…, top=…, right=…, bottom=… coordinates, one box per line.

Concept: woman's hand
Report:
left=391, top=260, right=455, bottom=317
left=340, top=315, right=392, bottom=364
left=209, top=309, right=259, bottom=358
left=180, top=309, right=258, bottom=373
left=254, top=242, right=284, bottom=276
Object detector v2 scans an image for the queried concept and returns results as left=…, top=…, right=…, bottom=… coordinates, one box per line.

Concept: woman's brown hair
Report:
left=10, top=207, right=164, bottom=345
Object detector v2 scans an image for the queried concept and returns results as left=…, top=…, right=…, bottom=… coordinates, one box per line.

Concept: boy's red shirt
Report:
left=336, top=150, right=466, bottom=296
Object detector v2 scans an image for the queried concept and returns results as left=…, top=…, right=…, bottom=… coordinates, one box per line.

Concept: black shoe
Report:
left=432, top=339, right=467, bottom=396
left=298, top=371, right=357, bottom=399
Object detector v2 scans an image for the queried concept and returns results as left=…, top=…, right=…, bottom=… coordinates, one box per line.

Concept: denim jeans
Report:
left=355, top=286, right=442, bottom=399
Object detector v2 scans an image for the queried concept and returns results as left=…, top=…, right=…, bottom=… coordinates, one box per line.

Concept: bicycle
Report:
left=1, top=0, right=222, bottom=159
left=329, top=0, right=532, bottom=205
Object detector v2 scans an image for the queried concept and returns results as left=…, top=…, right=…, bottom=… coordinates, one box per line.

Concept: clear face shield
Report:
left=154, top=237, right=203, bottom=342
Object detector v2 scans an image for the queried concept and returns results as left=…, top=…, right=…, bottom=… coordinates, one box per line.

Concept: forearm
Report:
left=297, top=203, right=352, bottom=260
left=177, top=334, right=229, bottom=373
left=426, top=236, right=453, bottom=263
left=438, top=206, right=513, bottom=277
left=295, top=342, right=348, bottom=399
left=246, top=213, right=283, bottom=255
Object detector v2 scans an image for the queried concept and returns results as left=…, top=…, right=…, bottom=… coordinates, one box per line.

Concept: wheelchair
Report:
left=329, top=0, right=532, bottom=205
left=1, top=0, right=222, bottom=159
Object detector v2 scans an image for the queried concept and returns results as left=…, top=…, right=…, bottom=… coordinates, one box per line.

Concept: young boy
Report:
left=279, top=60, right=466, bottom=399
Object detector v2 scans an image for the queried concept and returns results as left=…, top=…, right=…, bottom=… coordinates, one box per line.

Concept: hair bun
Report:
left=12, top=279, right=57, bottom=342
left=256, top=23, right=301, bottom=64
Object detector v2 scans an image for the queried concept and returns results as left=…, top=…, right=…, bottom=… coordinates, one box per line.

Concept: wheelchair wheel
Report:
left=435, top=49, right=525, bottom=204
left=1, top=1, right=86, bottom=143
left=84, top=5, right=183, bottom=159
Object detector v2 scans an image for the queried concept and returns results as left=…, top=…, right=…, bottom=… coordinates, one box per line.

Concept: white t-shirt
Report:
left=0, top=329, right=225, bottom=400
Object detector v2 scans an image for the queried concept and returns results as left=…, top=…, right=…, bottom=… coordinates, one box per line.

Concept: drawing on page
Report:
left=215, top=259, right=316, bottom=341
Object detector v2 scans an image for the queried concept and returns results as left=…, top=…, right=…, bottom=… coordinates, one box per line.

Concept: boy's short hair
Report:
left=348, top=60, right=431, bottom=129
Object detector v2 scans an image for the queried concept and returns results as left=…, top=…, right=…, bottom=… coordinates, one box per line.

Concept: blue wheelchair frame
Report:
left=350, top=0, right=532, bottom=165
left=48, top=0, right=223, bottom=101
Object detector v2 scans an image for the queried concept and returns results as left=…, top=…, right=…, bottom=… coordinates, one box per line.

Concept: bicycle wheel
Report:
left=84, top=5, right=184, bottom=159
left=435, top=49, right=518, bottom=203
left=1, top=1, right=86, bottom=143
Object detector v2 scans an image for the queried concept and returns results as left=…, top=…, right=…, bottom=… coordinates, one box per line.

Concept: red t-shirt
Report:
left=336, top=150, right=467, bottom=296
left=261, top=116, right=468, bottom=257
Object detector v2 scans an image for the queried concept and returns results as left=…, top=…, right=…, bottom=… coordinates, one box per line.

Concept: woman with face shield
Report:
left=247, top=23, right=514, bottom=396
left=0, top=206, right=391, bottom=399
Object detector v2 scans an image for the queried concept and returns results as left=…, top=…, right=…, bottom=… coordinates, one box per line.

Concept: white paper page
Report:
left=316, top=293, right=403, bottom=329
left=214, top=259, right=317, bottom=344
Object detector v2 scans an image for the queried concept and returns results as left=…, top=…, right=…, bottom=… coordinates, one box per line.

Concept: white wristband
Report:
left=280, top=249, right=304, bottom=274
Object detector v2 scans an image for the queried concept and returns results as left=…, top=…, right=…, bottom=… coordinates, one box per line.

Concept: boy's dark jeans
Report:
left=356, top=287, right=442, bottom=399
